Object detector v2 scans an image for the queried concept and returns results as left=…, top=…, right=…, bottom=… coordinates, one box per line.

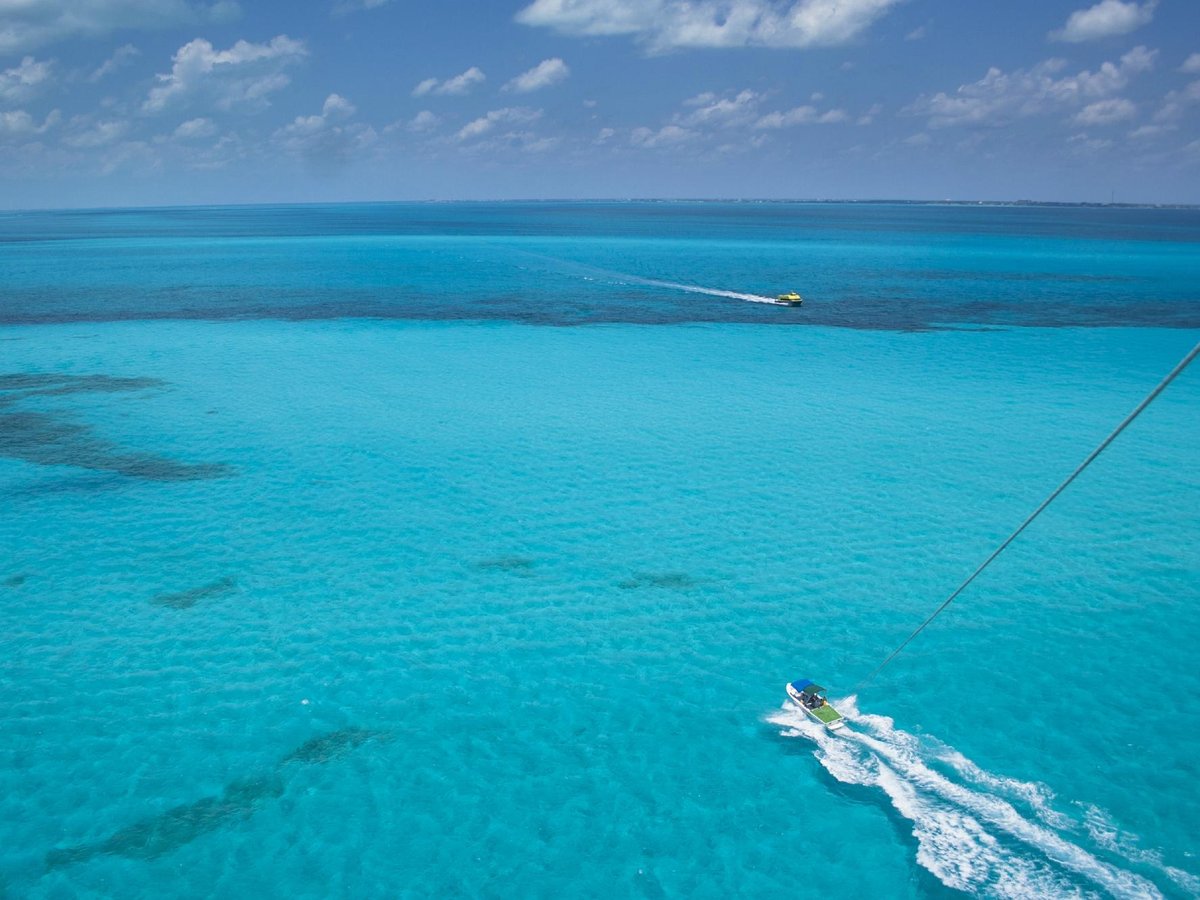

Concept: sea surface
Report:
left=1, top=202, right=1197, bottom=898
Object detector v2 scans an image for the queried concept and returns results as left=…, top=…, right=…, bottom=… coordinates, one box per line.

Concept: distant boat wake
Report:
left=634, top=278, right=779, bottom=305
left=515, top=250, right=780, bottom=305
left=769, top=700, right=1194, bottom=899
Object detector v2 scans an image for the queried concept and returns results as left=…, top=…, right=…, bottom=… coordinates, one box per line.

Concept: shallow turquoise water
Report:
left=1, top=204, right=1199, bottom=898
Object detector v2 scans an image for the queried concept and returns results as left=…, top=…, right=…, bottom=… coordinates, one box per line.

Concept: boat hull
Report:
left=785, top=683, right=846, bottom=731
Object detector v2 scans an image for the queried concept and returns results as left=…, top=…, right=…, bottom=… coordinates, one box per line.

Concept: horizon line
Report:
left=5, top=197, right=1200, bottom=215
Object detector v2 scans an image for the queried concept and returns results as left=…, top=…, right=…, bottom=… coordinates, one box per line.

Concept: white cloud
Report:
left=172, top=116, right=216, bottom=139
left=407, top=110, right=439, bottom=131
left=411, top=78, right=438, bottom=97
left=670, top=88, right=847, bottom=130
left=755, top=105, right=848, bottom=128
left=273, top=92, right=375, bottom=165
left=907, top=46, right=1156, bottom=128
left=1128, top=123, right=1172, bottom=139
left=680, top=89, right=761, bottom=127
left=333, top=0, right=392, bottom=13
left=0, top=56, right=53, bottom=104
left=1073, top=97, right=1136, bottom=125
left=629, top=87, right=848, bottom=150
left=413, top=66, right=486, bottom=97
left=672, top=88, right=849, bottom=132
left=89, top=44, right=140, bottom=82
left=0, top=108, right=60, bottom=136
left=905, top=24, right=927, bottom=41
left=456, top=106, right=541, bottom=141
left=857, top=102, right=883, bottom=125
left=515, top=0, right=903, bottom=52
left=0, top=0, right=241, bottom=56
left=630, top=123, right=694, bottom=147
left=63, top=118, right=127, bottom=147
left=1154, top=79, right=1200, bottom=122
left=1181, top=53, right=1200, bottom=75
left=143, top=35, right=306, bottom=114
left=321, top=92, right=355, bottom=118
left=1066, top=132, right=1114, bottom=153
left=504, top=58, right=570, bottom=93
left=1050, top=0, right=1156, bottom=43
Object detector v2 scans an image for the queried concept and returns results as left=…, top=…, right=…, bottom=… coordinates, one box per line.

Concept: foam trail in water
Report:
left=769, top=699, right=1167, bottom=899
left=637, top=278, right=780, bottom=305
left=510, top=250, right=781, bottom=306
left=1080, top=804, right=1200, bottom=896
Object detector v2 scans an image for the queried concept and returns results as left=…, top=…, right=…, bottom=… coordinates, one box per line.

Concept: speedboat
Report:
left=773, top=292, right=803, bottom=306
left=785, top=679, right=846, bottom=731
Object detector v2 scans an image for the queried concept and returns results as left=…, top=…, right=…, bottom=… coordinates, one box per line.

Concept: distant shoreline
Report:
left=4, top=198, right=1199, bottom=215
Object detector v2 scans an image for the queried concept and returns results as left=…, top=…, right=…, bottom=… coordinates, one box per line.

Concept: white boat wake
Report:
left=636, top=278, right=780, bottom=305
left=769, top=699, right=1192, bottom=899
left=559, top=259, right=780, bottom=306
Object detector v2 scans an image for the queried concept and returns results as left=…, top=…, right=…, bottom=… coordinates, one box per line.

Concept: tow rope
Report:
left=854, top=338, right=1200, bottom=693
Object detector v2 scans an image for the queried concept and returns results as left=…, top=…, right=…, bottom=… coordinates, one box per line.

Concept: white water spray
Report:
left=769, top=700, right=1175, bottom=899
left=636, top=278, right=781, bottom=305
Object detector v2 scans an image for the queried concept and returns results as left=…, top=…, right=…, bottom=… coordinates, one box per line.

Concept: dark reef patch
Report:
left=618, top=572, right=706, bottom=591
left=476, top=556, right=537, bottom=576
left=150, top=576, right=237, bottom=610
left=0, top=373, right=233, bottom=481
left=45, top=774, right=285, bottom=868
left=46, top=727, right=383, bottom=869
left=0, top=373, right=166, bottom=396
left=279, top=727, right=382, bottom=766
left=3, top=574, right=28, bottom=588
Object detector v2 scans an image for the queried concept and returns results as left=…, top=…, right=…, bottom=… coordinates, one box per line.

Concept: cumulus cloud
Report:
left=412, top=66, right=485, bottom=97
left=0, top=56, right=54, bottom=104
left=1181, top=53, right=1200, bottom=75
left=857, top=102, right=883, bottom=125
left=1154, top=79, right=1200, bottom=122
left=755, top=105, right=848, bottom=127
left=1073, top=97, right=1136, bottom=125
left=89, top=43, right=140, bottom=82
left=63, top=118, right=128, bottom=147
left=143, top=35, right=306, bottom=114
left=0, top=108, right=60, bottom=136
left=504, top=57, right=570, bottom=93
left=628, top=87, right=849, bottom=150
left=907, top=46, right=1156, bottom=128
left=630, top=123, right=694, bottom=147
left=670, top=88, right=848, bottom=131
left=172, top=116, right=217, bottom=139
left=456, top=106, right=541, bottom=141
left=0, top=0, right=241, bottom=56
left=1050, top=0, right=1156, bottom=43
left=515, top=0, right=902, bottom=52
left=407, top=110, right=439, bottom=131
left=332, top=0, right=392, bottom=13
left=680, top=89, right=761, bottom=127
left=273, top=92, right=375, bottom=166
left=1128, top=123, right=1172, bottom=139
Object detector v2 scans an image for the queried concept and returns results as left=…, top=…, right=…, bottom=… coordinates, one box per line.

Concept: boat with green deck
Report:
left=773, top=292, right=803, bottom=307
left=786, top=679, right=846, bottom=731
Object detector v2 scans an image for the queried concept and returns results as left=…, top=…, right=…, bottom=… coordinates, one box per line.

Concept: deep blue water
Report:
left=1, top=203, right=1198, bottom=898
left=2, top=202, right=1197, bottom=329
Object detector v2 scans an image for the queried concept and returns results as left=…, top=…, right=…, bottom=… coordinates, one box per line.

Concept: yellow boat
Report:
left=774, top=292, right=803, bottom=307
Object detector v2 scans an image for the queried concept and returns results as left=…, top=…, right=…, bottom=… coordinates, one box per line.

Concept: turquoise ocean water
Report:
left=1, top=203, right=1198, bottom=898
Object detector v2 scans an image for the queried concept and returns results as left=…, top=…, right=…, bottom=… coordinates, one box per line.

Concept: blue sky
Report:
left=0, top=0, right=1197, bottom=207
